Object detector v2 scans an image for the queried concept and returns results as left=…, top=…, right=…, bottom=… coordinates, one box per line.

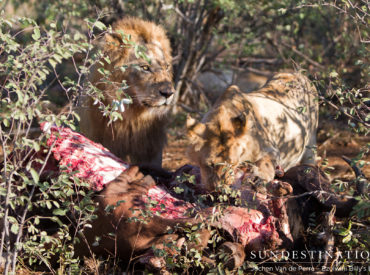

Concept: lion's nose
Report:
left=159, top=89, right=174, bottom=98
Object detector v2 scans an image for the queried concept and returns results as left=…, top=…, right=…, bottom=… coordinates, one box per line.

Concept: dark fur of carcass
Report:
left=282, top=164, right=365, bottom=222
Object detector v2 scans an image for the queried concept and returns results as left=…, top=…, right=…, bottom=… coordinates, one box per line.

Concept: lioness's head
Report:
left=92, top=17, right=176, bottom=115
left=187, top=87, right=256, bottom=190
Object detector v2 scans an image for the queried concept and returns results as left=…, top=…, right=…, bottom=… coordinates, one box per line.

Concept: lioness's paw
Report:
left=267, top=180, right=293, bottom=197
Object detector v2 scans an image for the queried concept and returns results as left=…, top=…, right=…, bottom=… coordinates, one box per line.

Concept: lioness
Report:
left=79, top=18, right=176, bottom=168
left=187, top=72, right=318, bottom=191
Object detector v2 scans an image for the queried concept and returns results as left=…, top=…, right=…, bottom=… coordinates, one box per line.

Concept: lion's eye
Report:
left=140, top=65, right=150, bottom=72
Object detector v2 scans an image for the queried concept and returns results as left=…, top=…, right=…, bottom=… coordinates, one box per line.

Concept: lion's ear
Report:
left=104, top=32, right=132, bottom=61
left=231, top=111, right=248, bottom=135
left=226, top=85, right=242, bottom=94
left=232, top=111, right=247, bottom=128
left=186, top=115, right=206, bottom=136
left=219, top=85, right=242, bottom=102
left=187, top=123, right=206, bottom=138
left=186, top=115, right=197, bottom=129
left=105, top=33, right=123, bottom=50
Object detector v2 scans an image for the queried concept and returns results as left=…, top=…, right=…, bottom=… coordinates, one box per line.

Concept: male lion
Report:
left=187, top=72, right=318, bottom=191
left=79, top=17, right=176, bottom=169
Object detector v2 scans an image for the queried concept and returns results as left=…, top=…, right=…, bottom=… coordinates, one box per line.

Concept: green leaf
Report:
left=32, top=141, right=40, bottom=152
left=97, top=67, right=107, bottom=76
left=48, top=58, right=57, bottom=68
left=53, top=208, right=68, bottom=216
left=342, top=233, right=352, bottom=243
left=11, top=223, right=19, bottom=234
left=30, top=168, right=39, bottom=183
left=174, top=187, right=184, bottom=194
left=2, top=119, right=9, bottom=127
left=50, top=216, right=63, bottom=226
left=85, top=205, right=95, bottom=212
left=32, top=27, right=41, bottom=40
left=8, top=216, right=17, bottom=224
left=94, top=21, right=106, bottom=31
left=337, top=228, right=349, bottom=236
left=53, top=54, right=63, bottom=63
left=329, top=71, right=338, bottom=78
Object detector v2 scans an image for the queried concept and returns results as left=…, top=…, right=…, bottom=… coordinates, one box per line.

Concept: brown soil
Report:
left=163, top=126, right=190, bottom=171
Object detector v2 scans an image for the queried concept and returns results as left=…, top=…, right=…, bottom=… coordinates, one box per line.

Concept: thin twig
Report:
left=280, top=41, right=325, bottom=69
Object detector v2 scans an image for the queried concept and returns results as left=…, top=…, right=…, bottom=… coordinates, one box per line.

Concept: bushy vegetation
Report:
left=0, top=0, right=368, bottom=274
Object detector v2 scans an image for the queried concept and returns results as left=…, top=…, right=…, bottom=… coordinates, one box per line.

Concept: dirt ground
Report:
left=163, top=114, right=370, bottom=182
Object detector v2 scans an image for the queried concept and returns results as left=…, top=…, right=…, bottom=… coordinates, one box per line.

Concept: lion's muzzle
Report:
left=159, top=87, right=174, bottom=99
left=156, top=82, right=175, bottom=106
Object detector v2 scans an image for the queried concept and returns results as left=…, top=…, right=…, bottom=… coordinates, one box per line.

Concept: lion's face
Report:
left=123, top=49, right=175, bottom=111
left=187, top=106, right=254, bottom=190
left=96, top=19, right=176, bottom=116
